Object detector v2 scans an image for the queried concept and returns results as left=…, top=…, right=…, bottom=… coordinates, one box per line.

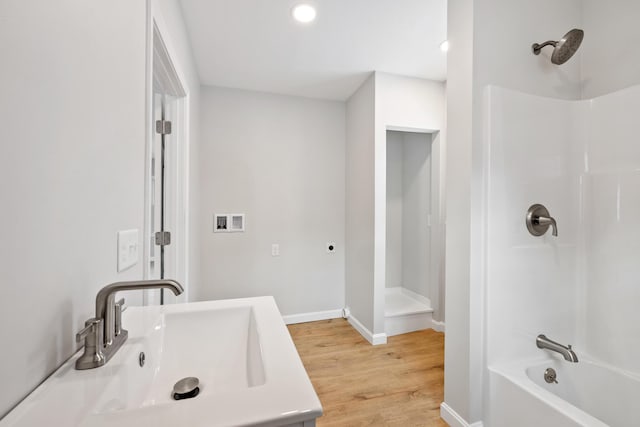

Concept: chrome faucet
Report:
left=76, top=280, right=184, bottom=370
left=536, top=334, right=578, bottom=362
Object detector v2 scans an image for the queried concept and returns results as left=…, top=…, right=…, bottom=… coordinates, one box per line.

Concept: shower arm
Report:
left=532, top=40, right=558, bottom=55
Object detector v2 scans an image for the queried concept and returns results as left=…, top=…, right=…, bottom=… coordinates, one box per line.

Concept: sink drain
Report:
left=173, top=377, right=200, bottom=400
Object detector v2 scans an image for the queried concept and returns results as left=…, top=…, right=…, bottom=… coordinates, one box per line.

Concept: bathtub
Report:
left=488, top=358, right=640, bottom=427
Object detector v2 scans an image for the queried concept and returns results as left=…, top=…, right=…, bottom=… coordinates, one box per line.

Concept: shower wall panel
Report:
left=484, top=86, right=582, bottom=366
left=485, top=84, right=640, bottom=375
left=581, top=85, right=640, bottom=374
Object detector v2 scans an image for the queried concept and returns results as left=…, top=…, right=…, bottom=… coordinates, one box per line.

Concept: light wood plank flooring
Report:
left=288, top=319, right=448, bottom=427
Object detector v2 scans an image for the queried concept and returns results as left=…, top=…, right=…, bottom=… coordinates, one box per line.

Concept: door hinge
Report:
left=155, top=231, right=171, bottom=246
left=155, top=120, right=172, bottom=135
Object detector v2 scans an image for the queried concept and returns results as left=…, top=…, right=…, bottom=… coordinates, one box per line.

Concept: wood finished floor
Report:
left=288, top=319, right=448, bottom=427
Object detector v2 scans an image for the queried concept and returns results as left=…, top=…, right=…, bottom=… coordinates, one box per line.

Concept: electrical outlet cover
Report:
left=117, top=229, right=139, bottom=272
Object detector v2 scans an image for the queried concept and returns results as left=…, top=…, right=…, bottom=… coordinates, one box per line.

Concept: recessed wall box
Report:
left=214, top=213, right=245, bottom=233
left=214, top=214, right=228, bottom=232
left=230, top=214, right=245, bottom=232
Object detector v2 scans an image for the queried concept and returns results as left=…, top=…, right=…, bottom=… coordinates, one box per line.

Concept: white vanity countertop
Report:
left=1, top=297, right=322, bottom=427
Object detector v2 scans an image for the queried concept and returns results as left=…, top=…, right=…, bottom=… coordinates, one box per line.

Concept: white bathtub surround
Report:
left=484, top=86, right=581, bottom=366
left=444, top=0, right=586, bottom=423
left=0, top=297, right=322, bottom=427
left=484, top=85, right=640, bottom=425
left=384, top=287, right=435, bottom=337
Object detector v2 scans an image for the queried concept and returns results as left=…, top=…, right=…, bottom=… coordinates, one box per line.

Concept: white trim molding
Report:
left=348, top=313, right=387, bottom=345
left=282, top=309, right=343, bottom=325
left=431, top=319, right=445, bottom=333
left=440, top=403, right=484, bottom=427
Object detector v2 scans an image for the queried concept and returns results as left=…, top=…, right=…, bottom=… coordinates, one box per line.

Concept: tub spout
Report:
left=536, top=334, right=578, bottom=362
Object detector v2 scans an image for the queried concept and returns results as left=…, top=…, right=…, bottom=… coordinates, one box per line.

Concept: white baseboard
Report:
left=385, top=312, right=433, bottom=337
left=431, top=319, right=445, bottom=333
left=440, top=403, right=484, bottom=427
left=282, top=309, right=343, bottom=325
left=347, top=313, right=387, bottom=345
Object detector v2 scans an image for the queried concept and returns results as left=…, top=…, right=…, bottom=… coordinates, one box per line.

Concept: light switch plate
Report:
left=117, top=229, right=139, bottom=272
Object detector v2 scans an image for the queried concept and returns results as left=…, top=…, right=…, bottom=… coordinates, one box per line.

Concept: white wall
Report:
left=474, top=0, right=583, bottom=102
left=196, top=86, right=346, bottom=316
left=443, top=1, right=474, bottom=419
left=385, top=131, right=433, bottom=299
left=445, top=0, right=583, bottom=423
left=581, top=0, right=640, bottom=99
left=401, top=132, right=432, bottom=298
left=0, top=0, right=201, bottom=418
left=345, top=75, right=376, bottom=332
left=0, top=0, right=147, bottom=417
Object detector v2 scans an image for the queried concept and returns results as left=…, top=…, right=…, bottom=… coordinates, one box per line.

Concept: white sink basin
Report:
left=1, top=297, right=322, bottom=427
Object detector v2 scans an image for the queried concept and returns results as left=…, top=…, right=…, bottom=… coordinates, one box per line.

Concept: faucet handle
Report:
left=76, top=318, right=102, bottom=343
left=536, top=215, right=558, bottom=236
left=526, top=204, right=558, bottom=237
left=114, top=298, right=126, bottom=337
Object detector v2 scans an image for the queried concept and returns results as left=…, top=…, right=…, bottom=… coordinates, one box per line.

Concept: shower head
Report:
left=532, top=28, right=584, bottom=65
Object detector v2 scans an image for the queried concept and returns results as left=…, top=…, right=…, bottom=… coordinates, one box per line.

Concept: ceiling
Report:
left=178, top=0, right=447, bottom=101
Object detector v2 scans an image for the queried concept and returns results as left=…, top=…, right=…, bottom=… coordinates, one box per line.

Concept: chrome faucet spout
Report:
left=536, top=334, right=578, bottom=362
left=96, top=280, right=183, bottom=345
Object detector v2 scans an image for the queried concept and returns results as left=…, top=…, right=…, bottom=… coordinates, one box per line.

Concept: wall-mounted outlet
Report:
left=326, top=242, right=336, bottom=253
left=271, top=243, right=280, bottom=257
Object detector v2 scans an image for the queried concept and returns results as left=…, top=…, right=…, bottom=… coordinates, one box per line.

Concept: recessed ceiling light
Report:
left=292, top=4, right=317, bottom=23
left=440, top=40, right=450, bottom=52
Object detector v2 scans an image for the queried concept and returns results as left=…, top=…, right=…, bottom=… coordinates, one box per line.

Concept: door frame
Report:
left=143, top=10, right=190, bottom=304
left=380, top=125, right=445, bottom=326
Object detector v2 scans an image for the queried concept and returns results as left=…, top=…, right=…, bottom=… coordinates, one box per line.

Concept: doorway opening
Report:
left=384, top=129, right=442, bottom=336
